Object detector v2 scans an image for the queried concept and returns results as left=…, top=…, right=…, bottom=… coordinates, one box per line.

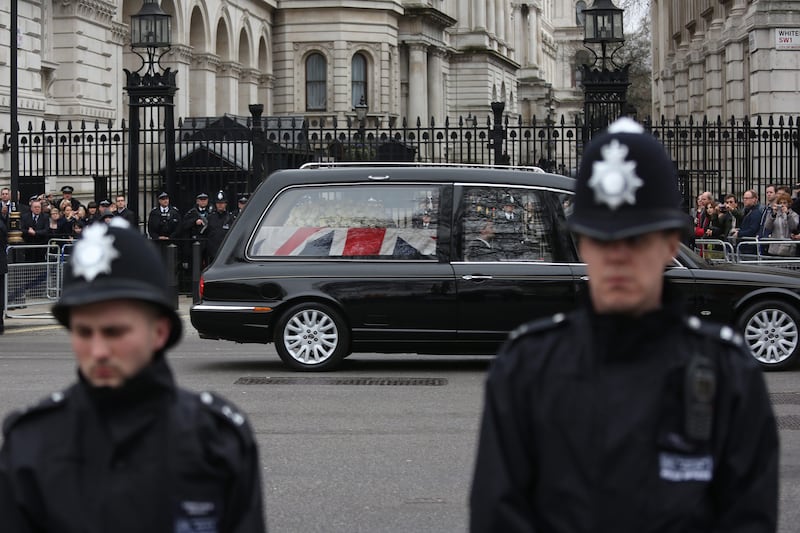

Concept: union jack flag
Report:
left=253, top=227, right=437, bottom=258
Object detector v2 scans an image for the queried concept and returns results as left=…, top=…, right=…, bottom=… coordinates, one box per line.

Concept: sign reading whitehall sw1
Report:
left=776, top=29, right=800, bottom=50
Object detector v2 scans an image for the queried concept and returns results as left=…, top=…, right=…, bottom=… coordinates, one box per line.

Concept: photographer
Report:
left=764, top=191, right=799, bottom=256
left=718, top=194, right=742, bottom=242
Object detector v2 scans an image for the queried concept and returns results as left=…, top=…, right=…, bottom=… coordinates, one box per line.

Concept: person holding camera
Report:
left=717, top=194, right=742, bottom=242
left=764, top=191, right=799, bottom=256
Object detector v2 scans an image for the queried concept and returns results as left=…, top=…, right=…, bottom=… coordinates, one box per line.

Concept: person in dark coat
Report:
left=470, top=118, right=778, bottom=533
left=114, top=194, right=138, bottom=227
left=206, top=190, right=235, bottom=263
left=0, top=222, right=267, bottom=532
left=179, top=192, right=211, bottom=268
left=19, top=199, right=49, bottom=262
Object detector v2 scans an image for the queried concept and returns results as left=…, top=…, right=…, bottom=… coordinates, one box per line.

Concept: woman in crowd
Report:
left=764, top=191, right=799, bottom=256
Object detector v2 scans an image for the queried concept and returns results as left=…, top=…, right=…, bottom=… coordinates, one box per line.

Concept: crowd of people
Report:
left=692, top=183, right=800, bottom=256
left=0, top=185, right=249, bottom=266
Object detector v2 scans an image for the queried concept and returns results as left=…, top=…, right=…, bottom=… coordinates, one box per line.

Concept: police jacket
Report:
left=0, top=355, right=266, bottom=533
left=181, top=205, right=211, bottom=240
left=147, top=205, right=181, bottom=240
left=470, top=292, right=778, bottom=533
left=206, top=209, right=235, bottom=262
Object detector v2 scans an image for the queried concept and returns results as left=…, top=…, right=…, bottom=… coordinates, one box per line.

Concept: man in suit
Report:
left=114, top=194, right=138, bottom=227
left=20, top=199, right=49, bottom=262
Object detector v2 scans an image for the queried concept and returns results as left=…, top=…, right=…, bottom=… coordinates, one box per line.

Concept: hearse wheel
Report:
left=274, top=302, right=350, bottom=371
left=738, top=299, right=800, bottom=371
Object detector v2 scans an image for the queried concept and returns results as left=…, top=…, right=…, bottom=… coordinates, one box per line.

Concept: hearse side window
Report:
left=461, top=186, right=578, bottom=263
left=249, top=185, right=441, bottom=259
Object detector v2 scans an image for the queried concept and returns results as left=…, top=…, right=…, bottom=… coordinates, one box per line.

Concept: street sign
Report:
left=776, top=28, right=800, bottom=50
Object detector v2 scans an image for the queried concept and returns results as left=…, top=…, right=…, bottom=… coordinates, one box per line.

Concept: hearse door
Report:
left=453, top=184, right=581, bottom=347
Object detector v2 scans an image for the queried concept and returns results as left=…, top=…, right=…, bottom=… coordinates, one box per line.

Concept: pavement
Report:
left=2, top=295, right=196, bottom=335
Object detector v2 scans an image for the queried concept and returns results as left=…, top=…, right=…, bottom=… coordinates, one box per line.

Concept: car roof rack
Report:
left=299, top=161, right=546, bottom=173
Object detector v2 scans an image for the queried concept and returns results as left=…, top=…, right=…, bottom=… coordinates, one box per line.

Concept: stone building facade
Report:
left=0, top=1, right=592, bottom=131
left=652, top=0, right=800, bottom=119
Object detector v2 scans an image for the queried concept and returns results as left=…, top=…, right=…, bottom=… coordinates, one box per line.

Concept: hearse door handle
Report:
left=580, top=275, right=589, bottom=281
left=462, top=274, right=493, bottom=281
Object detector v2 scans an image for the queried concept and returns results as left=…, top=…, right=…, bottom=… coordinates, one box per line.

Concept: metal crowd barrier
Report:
left=4, top=240, right=74, bottom=319
left=693, top=239, right=735, bottom=263
left=695, top=238, right=800, bottom=270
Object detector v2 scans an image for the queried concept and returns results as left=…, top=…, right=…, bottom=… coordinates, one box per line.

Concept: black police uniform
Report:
left=0, top=224, right=267, bottom=532
left=147, top=203, right=181, bottom=241
left=470, top=292, right=778, bottom=532
left=470, top=118, right=778, bottom=532
left=0, top=356, right=265, bottom=533
left=206, top=201, right=235, bottom=263
left=180, top=198, right=211, bottom=264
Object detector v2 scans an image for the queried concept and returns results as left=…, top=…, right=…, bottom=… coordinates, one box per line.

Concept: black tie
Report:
left=33, top=215, right=38, bottom=223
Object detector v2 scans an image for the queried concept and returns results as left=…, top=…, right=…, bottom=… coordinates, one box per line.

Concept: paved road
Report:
left=1, top=304, right=798, bottom=532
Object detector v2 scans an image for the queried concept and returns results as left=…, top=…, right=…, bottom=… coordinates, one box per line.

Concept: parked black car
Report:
left=191, top=164, right=800, bottom=371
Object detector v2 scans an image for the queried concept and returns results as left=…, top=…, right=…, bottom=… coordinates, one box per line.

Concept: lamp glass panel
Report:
left=613, top=13, right=623, bottom=39
left=585, top=14, right=595, bottom=40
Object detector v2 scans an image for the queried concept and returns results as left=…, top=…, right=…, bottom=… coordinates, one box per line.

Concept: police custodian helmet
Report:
left=52, top=220, right=182, bottom=349
left=568, top=118, right=687, bottom=241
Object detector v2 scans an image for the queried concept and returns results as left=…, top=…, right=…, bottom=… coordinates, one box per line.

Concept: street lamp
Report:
left=130, top=0, right=172, bottom=75
left=125, top=0, right=178, bottom=226
left=583, top=0, right=624, bottom=69
left=579, top=0, right=630, bottom=140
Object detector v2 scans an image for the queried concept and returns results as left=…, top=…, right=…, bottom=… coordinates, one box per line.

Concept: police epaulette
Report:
left=2, top=389, right=70, bottom=436
left=683, top=315, right=744, bottom=348
left=508, top=312, right=570, bottom=342
left=196, top=391, right=252, bottom=442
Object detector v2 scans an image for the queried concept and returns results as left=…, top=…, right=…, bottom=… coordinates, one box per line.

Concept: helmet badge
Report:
left=71, top=224, right=120, bottom=281
left=588, top=139, right=643, bottom=210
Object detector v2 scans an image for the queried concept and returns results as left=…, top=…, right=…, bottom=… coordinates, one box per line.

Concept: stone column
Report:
left=529, top=3, right=539, bottom=67
left=473, top=0, right=486, bottom=30
left=167, top=45, right=193, bottom=120
left=238, top=68, right=261, bottom=116
left=259, top=74, right=274, bottom=115
left=216, top=62, right=241, bottom=115
left=487, top=0, right=496, bottom=38
left=407, top=43, right=428, bottom=125
left=428, top=47, right=446, bottom=125
left=496, top=0, right=506, bottom=44
left=190, top=53, right=219, bottom=117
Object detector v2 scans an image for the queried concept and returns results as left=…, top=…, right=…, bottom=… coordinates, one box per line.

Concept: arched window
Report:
left=576, top=1, right=587, bottom=26
left=351, top=53, right=367, bottom=108
left=306, top=53, right=327, bottom=111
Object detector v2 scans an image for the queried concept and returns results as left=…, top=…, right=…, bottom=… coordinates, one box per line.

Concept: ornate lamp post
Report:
left=579, top=0, right=630, bottom=139
left=125, top=0, right=178, bottom=226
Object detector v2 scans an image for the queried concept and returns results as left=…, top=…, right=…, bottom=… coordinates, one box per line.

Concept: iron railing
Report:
left=4, top=111, right=799, bottom=222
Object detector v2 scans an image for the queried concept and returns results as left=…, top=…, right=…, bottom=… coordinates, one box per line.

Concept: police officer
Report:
left=206, top=190, right=235, bottom=263
left=0, top=221, right=267, bottom=532
left=180, top=192, right=211, bottom=267
left=147, top=191, right=181, bottom=242
left=232, top=193, right=248, bottom=220
left=470, top=118, right=778, bottom=532
left=59, top=185, right=81, bottom=212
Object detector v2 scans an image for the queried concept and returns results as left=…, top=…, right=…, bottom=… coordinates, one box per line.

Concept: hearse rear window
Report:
left=249, top=185, right=442, bottom=259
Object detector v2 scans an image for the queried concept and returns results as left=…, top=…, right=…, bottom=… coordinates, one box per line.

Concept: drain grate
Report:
left=234, top=376, right=448, bottom=386
left=769, top=392, right=800, bottom=405
left=776, top=415, right=800, bottom=431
